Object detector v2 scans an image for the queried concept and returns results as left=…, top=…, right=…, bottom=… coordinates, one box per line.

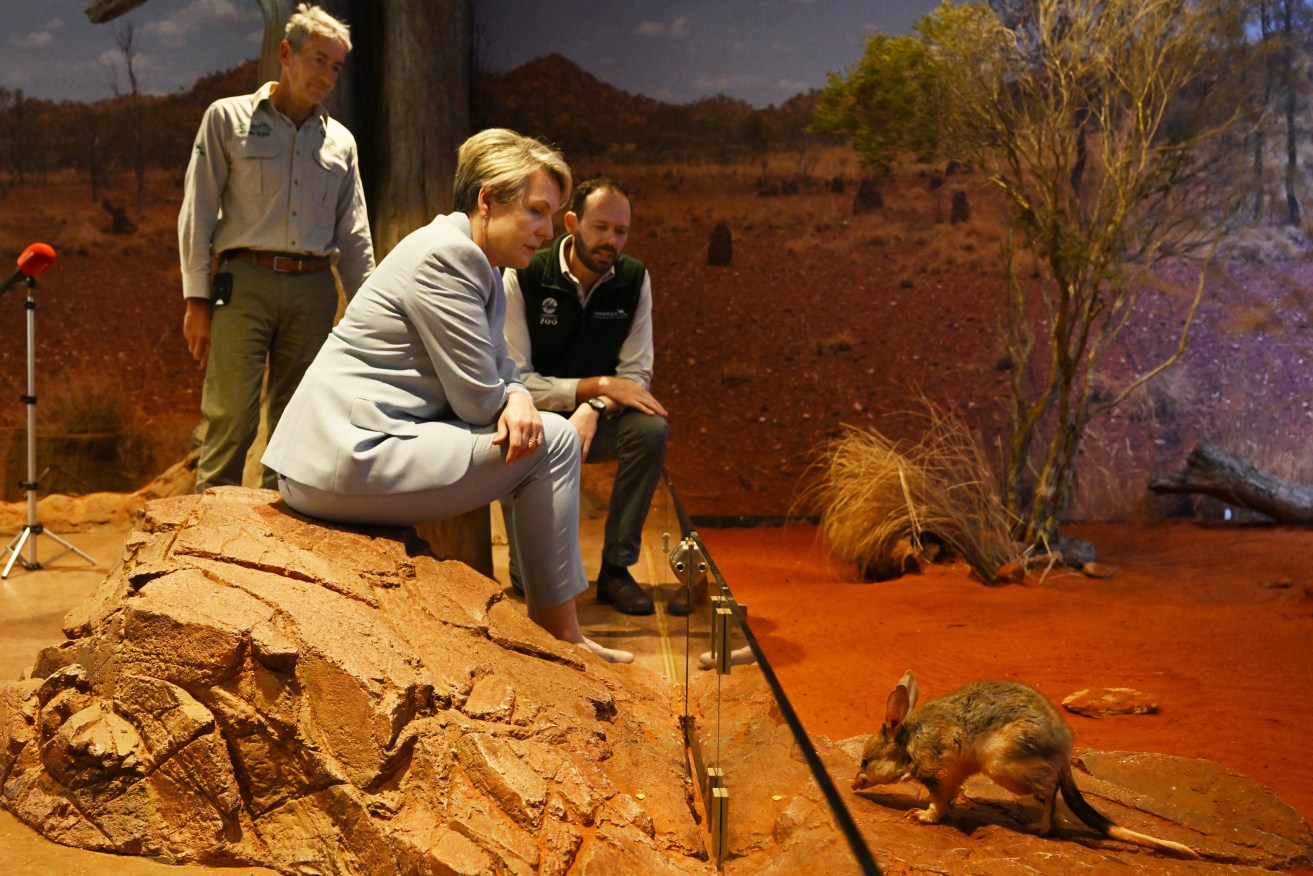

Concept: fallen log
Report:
left=1149, top=443, right=1313, bottom=524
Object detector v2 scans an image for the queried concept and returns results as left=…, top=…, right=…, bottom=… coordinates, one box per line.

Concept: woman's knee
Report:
left=543, top=412, right=581, bottom=450
left=541, top=413, right=582, bottom=469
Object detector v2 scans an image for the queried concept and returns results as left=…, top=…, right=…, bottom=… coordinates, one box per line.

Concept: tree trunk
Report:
left=255, top=0, right=297, bottom=87
left=1282, top=0, right=1302, bottom=226
left=1149, top=444, right=1313, bottom=524
left=1252, top=128, right=1265, bottom=222
left=369, top=0, right=471, bottom=251
left=414, top=509, right=493, bottom=578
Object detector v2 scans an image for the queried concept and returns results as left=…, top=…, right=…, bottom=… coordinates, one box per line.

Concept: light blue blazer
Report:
left=262, top=212, right=527, bottom=494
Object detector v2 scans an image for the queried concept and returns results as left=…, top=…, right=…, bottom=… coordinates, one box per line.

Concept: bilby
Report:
left=852, top=671, right=1200, bottom=859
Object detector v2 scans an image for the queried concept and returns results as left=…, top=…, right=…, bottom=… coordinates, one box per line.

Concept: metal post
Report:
left=2, top=277, right=96, bottom=578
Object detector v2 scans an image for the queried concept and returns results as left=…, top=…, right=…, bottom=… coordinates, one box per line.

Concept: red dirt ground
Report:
left=700, top=520, right=1313, bottom=831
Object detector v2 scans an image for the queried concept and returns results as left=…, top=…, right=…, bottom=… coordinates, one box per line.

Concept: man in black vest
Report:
left=503, top=178, right=677, bottom=615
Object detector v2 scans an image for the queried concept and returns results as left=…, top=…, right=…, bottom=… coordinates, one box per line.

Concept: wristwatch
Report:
left=586, top=397, right=607, bottom=415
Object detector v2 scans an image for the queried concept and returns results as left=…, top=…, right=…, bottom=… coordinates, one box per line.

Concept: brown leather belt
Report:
left=226, top=248, right=332, bottom=273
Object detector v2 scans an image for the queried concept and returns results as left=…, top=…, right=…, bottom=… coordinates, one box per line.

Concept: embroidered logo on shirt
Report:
left=250, top=121, right=273, bottom=137
left=539, top=296, right=559, bottom=327
left=593, top=308, right=630, bottom=320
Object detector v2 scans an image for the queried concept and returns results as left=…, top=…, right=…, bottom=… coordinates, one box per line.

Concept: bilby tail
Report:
left=1058, top=765, right=1200, bottom=859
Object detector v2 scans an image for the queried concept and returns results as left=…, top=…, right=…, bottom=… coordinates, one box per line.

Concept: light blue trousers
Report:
left=505, top=410, right=669, bottom=586
left=277, top=412, right=588, bottom=613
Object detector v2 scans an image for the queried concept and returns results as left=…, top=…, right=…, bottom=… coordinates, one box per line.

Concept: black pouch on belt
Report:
left=211, top=272, right=233, bottom=306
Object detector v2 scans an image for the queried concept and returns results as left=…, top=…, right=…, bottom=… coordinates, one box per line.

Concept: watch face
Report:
left=589, top=398, right=606, bottom=412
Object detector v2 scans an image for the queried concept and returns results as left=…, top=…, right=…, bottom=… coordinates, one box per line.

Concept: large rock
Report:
left=0, top=487, right=710, bottom=873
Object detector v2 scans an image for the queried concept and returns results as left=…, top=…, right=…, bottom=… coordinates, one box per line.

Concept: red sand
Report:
left=702, top=520, right=1313, bottom=827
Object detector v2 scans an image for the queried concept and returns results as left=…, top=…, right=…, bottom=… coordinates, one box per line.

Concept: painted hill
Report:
left=473, top=53, right=819, bottom=160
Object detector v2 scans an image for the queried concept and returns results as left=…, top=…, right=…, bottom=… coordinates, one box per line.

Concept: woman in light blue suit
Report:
left=263, top=128, right=632, bottom=663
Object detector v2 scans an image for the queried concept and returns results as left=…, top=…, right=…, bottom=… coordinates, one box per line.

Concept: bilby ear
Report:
left=898, top=670, right=919, bottom=710
left=885, top=683, right=910, bottom=730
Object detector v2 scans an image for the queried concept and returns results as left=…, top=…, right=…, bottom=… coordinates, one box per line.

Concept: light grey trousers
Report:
left=504, top=410, right=669, bottom=585
left=277, top=412, right=588, bottom=613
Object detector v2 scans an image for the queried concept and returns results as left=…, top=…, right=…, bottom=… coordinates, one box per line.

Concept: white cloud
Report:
left=9, top=19, right=61, bottom=50
left=634, top=16, right=691, bottom=39
left=693, top=72, right=763, bottom=96
left=10, top=31, right=53, bottom=48
left=142, top=0, right=260, bottom=48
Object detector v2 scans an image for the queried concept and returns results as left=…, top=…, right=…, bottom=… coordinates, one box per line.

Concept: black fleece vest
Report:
left=515, top=234, right=646, bottom=378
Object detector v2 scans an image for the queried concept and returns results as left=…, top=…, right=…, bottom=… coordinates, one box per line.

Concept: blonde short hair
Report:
left=453, top=129, right=571, bottom=215
left=285, top=3, right=352, bottom=53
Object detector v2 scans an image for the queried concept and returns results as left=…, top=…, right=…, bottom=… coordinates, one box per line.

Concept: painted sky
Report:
left=3, top=0, right=939, bottom=107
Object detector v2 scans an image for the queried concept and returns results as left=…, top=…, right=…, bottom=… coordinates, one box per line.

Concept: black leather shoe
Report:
left=597, top=565, right=655, bottom=615
left=666, top=584, right=693, bottom=616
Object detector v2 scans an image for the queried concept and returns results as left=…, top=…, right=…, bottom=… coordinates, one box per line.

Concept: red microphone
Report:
left=1, top=243, right=56, bottom=295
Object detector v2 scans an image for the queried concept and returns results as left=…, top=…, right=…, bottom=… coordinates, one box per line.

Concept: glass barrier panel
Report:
left=657, top=477, right=882, bottom=874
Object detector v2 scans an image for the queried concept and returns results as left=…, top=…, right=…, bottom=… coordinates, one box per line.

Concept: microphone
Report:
left=0, top=243, right=56, bottom=295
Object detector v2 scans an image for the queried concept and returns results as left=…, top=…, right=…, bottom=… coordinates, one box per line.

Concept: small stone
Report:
left=1062, top=687, right=1160, bottom=718
left=991, top=562, right=1027, bottom=584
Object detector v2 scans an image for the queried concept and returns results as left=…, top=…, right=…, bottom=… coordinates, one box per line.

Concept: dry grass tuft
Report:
left=44, top=369, right=137, bottom=436
left=799, top=403, right=1022, bottom=582
left=43, top=368, right=196, bottom=488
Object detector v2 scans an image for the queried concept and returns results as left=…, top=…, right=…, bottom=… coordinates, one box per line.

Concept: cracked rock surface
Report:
left=0, top=487, right=709, bottom=874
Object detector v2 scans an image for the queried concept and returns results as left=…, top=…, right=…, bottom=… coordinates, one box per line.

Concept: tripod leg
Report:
left=3, top=527, right=33, bottom=579
left=39, top=528, right=97, bottom=567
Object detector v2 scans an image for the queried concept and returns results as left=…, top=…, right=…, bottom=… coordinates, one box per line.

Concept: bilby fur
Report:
left=851, top=670, right=1199, bottom=859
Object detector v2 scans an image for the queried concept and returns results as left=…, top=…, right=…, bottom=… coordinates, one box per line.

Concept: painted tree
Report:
left=104, top=21, right=147, bottom=211
left=815, top=0, right=1259, bottom=545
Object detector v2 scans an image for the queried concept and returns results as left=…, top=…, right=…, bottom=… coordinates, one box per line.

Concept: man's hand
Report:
left=592, top=376, right=668, bottom=417
left=184, top=298, right=213, bottom=368
left=567, top=403, right=601, bottom=459
left=493, top=391, right=544, bottom=465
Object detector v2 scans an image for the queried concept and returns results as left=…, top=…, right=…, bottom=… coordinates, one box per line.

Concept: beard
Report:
left=573, top=236, right=617, bottom=275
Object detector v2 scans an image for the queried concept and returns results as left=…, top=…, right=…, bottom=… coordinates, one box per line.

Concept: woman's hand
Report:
left=493, top=391, right=543, bottom=464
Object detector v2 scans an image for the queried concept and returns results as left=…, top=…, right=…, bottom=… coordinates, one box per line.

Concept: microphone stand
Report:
left=2, top=274, right=96, bottom=578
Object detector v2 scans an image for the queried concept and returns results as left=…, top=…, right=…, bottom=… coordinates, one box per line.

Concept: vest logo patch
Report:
left=539, top=296, right=559, bottom=326
left=594, top=307, right=629, bottom=320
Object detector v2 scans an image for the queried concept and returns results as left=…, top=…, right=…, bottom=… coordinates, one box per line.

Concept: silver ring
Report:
left=528, top=436, right=540, bottom=445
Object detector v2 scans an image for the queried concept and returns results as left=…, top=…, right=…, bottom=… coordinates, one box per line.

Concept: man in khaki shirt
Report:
left=179, top=3, right=373, bottom=492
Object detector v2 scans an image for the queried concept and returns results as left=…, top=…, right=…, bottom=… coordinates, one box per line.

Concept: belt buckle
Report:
left=271, top=255, right=298, bottom=272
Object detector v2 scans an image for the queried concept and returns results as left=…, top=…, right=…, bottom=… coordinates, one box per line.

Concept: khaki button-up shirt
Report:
left=177, top=81, right=374, bottom=300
